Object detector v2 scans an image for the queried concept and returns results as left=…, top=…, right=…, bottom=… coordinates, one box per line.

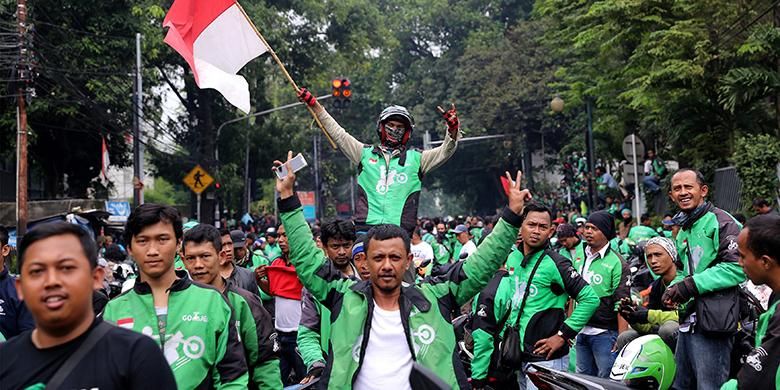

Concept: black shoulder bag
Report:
left=685, top=244, right=740, bottom=337
left=498, top=251, right=545, bottom=369
left=46, top=321, right=113, bottom=390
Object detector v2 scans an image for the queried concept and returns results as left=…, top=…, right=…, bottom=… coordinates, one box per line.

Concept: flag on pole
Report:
left=101, top=135, right=110, bottom=182
left=163, top=0, right=268, bottom=113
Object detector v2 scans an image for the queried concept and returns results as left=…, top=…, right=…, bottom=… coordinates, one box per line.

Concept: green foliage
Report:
left=144, top=177, right=190, bottom=206
left=732, top=134, right=780, bottom=211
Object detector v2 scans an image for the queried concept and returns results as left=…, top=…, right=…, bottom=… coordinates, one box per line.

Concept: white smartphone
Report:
left=274, top=153, right=308, bottom=179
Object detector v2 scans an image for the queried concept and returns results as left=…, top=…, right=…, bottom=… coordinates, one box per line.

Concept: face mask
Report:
left=382, top=123, right=407, bottom=146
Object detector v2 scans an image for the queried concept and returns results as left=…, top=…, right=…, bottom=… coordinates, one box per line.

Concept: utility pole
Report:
left=313, top=133, right=322, bottom=219
left=132, top=33, right=144, bottom=207
left=585, top=98, right=597, bottom=212
left=16, top=0, right=28, bottom=237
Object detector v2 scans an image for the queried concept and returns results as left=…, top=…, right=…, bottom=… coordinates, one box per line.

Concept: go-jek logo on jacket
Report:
left=142, top=326, right=205, bottom=370
left=181, top=312, right=208, bottom=322
left=375, top=166, right=408, bottom=194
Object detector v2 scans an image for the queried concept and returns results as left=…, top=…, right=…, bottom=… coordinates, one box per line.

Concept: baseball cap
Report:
left=575, top=217, right=587, bottom=226
left=453, top=224, right=469, bottom=234
left=266, top=227, right=278, bottom=237
left=230, top=230, right=246, bottom=248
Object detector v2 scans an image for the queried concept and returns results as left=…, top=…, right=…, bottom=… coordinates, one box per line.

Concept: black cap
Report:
left=587, top=211, right=616, bottom=241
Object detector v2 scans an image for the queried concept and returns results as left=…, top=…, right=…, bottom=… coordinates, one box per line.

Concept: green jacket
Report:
left=279, top=193, right=522, bottom=389
left=223, top=279, right=282, bottom=390
left=263, top=243, right=282, bottom=261
left=572, top=245, right=630, bottom=330
left=630, top=276, right=683, bottom=334
left=103, top=274, right=248, bottom=389
left=423, top=232, right=450, bottom=265
left=356, top=146, right=423, bottom=231
left=676, top=203, right=744, bottom=296
left=298, top=288, right=331, bottom=371
left=558, top=239, right=586, bottom=265
left=250, top=251, right=273, bottom=302
left=675, top=203, right=745, bottom=330
left=471, top=249, right=599, bottom=379
left=721, top=299, right=780, bottom=389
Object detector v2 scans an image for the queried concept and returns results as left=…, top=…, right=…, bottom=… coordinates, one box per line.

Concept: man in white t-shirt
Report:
left=453, top=224, right=477, bottom=260
left=274, top=153, right=531, bottom=389
left=410, top=228, right=434, bottom=277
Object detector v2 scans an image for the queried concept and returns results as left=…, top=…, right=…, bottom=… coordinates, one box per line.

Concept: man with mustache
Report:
left=182, top=224, right=281, bottom=389
left=0, top=222, right=176, bottom=389
left=470, top=203, right=599, bottom=390
left=663, top=169, right=745, bottom=389
left=274, top=150, right=530, bottom=389
left=297, top=218, right=358, bottom=385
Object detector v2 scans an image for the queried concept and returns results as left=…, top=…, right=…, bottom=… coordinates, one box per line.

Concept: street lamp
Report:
left=550, top=96, right=564, bottom=113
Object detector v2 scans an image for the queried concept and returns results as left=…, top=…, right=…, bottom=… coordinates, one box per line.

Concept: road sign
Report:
left=622, top=135, right=645, bottom=162
left=622, top=134, right=644, bottom=225
left=183, top=165, right=214, bottom=194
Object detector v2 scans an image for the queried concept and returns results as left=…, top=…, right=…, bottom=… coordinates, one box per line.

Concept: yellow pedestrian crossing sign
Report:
left=183, top=165, right=214, bottom=194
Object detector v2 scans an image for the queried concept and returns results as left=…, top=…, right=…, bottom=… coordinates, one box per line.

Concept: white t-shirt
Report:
left=354, top=303, right=413, bottom=390
left=411, top=241, right=434, bottom=267
left=274, top=296, right=302, bottom=332
left=459, top=240, right=477, bottom=260
left=580, top=244, right=610, bottom=336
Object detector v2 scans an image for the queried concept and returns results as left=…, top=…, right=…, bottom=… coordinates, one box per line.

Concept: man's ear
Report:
left=1, top=244, right=10, bottom=258
left=406, top=252, right=414, bottom=271
left=92, top=266, right=106, bottom=290
left=700, top=184, right=709, bottom=198
left=219, top=248, right=228, bottom=266
left=15, top=277, right=24, bottom=301
left=761, top=255, right=776, bottom=270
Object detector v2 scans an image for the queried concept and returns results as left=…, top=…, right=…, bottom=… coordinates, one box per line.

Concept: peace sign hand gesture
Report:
left=505, top=171, right=532, bottom=215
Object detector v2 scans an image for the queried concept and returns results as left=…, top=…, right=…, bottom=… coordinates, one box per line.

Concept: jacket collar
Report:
left=133, top=269, right=191, bottom=295
left=372, top=145, right=409, bottom=166
left=520, top=244, right=549, bottom=268
left=350, top=280, right=431, bottom=312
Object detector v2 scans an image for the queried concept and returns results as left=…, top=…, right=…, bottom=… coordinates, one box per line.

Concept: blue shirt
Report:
left=0, top=267, right=35, bottom=339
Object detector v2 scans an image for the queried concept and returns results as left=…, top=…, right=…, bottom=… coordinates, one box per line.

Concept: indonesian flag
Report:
left=101, top=135, right=110, bottom=182
left=163, top=0, right=268, bottom=113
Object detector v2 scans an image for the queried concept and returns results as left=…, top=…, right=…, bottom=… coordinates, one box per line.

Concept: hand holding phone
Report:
left=273, top=153, right=308, bottom=179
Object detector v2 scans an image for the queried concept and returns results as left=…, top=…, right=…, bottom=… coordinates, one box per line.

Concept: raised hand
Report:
left=297, top=87, right=317, bottom=107
left=273, top=150, right=297, bottom=198
left=437, top=103, right=459, bottom=138
left=504, top=170, right=532, bottom=215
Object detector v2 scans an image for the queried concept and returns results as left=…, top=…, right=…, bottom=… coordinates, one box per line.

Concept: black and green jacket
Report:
left=104, top=273, right=248, bottom=389
left=470, top=249, right=599, bottom=379
left=223, top=279, right=282, bottom=390
left=675, top=203, right=745, bottom=325
left=722, top=297, right=780, bottom=389
left=572, top=245, right=630, bottom=330
left=279, top=193, right=522, bottom=389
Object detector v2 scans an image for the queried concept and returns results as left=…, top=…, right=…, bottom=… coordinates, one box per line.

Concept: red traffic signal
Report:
left=332, top=77, right=352, bottom=109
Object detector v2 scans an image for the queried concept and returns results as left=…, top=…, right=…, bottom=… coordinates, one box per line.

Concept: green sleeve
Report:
left=719, top=379, right=737, bottom=390
left=564, top=285, right=599, bottom=334
left=434, top=242, right=450, bottom=265
left=693, top=212, right=745, bottom=294
left=471, top=329, right=496, bottom=380
left=279, top=196, right=354, bottom=303
left=297, top=325, right=326, bottom=370
left=470, top=274, right=512, bottom=380
left=254, top=359, right=283, bottom=389
left=448, top=211, right=521, bottom=305
left=693, top=261, right=745, bottom=295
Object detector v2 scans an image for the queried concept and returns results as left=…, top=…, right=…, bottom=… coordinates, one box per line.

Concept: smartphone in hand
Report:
left=274, top=153, right=308, bottom=179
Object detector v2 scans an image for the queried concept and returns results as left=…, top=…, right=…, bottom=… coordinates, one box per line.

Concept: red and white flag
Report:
left=101, top=135, right=110, bottom=182
left=163, top=0, right=268, bottom=113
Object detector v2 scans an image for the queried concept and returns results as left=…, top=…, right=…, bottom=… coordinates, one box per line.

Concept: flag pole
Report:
left=235, top=2, right=337, bottom=149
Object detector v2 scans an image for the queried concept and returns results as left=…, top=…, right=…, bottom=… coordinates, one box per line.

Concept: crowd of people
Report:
left=0, top=92, right=778, bottom=390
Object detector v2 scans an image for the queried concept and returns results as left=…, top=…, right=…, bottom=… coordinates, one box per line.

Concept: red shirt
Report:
left=267, top=257, right=303, bottom=300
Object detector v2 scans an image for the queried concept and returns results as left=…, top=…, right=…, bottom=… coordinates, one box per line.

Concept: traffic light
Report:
left=331, top=78, right=352, bottom=109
